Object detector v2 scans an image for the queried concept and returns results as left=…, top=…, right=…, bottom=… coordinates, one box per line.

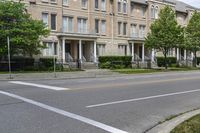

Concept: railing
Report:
left=134, top=54, right=142, bottom=61
left=82, top=56, right=87, bottom=62
left=130, top=33, right=146, bottom=39
left=65, top=52, right=73, bottom=62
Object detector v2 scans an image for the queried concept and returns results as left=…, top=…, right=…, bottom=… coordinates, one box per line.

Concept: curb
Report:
left=146, top=108, right=200, bottom=133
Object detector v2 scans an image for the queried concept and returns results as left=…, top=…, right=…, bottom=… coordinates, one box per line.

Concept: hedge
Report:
left=156, top=57, right=177, bottom=67
left=98, top=56, right=132, bottom=69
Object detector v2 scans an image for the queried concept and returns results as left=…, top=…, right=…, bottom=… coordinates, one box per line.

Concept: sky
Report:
left=178, top=0, right=200, bottom=8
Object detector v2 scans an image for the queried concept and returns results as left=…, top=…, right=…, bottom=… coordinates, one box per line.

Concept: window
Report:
left=95, top=0, right=99, bottom=9
left=101, top=20, right=106, bottom=34
left=155, top=6, right=158, bottom=19
left=118, top=1, right=121, bottom=12
left=131, top=24, right=137, bottom=37
left=97, top=44, right=106, bottom=56
left=101, top=0, right=106, bottom=11
left=82, top=0, right=88, bottom=8
left=63, top=0, right=68, bottom=5
left=42, top=13, right=48, bottom=26
left=118, top=45, right=127, bottom=56
left=139, top=25, right=145, bottom=38
left=51, top=14, right=56, bottom=30
left=78, top=18, right=87, bottom=33
left=123, top=0, right=127, bottom=13
left=118, top=22, right=122, bottom=35
left=95, top=19, right=99, bottom=33
left=131, top=3, right=134, bottom=14
left=50, top=0, right=56, bottom=3
left=63, top=16, right=73, bottom=32
left=151, top=5, right=154, bottom=18
left=43, top=42, right=57, bottom=56
left=141, top=6, right=146, bottom=17
left=123, top=22, right=127, bottom=35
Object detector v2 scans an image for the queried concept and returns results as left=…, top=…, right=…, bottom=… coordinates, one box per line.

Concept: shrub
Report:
left=98, top=56, right=132, bottom=69
left=197, top=57, right=200, bottom=65
left=157, top=57, right=177, bottom=67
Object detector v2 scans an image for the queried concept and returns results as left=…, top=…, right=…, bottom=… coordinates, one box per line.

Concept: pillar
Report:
left=184, top=50, right=187, bottom=60
left=142, top=43, right=145, bottom=62
left=131, top=42, right=134, bottom=62
left=94, top=41, right=97, bottom=63
left=62, top=38, right=65, bottom=64
left=79, top=40, right=82, bottom=63
left=151, top=49, right=155, bottom=62
left=176, top=48, right=179, bottom=61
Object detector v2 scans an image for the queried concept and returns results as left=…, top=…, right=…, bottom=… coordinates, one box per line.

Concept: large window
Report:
left=101, top=0, right=106, bottom=11
left=42, top=13, right=48, bottom=26
left=43, top=42, right=57, bottom=56
left=118, top=1, right=121, bottom=12
left=97, top=44, right=106, bottom=56
left=101, top=20, right=106, bottom=34
left=139, top=25, right=146, bottom=38
left=51, top=14, right=56, bottom=30
left=123, top=22, right=127, bottom=35
left=118, top=22, right=122, bottom=35
left=95, top=0, right=99, bottom=9
left=82, top=0, right=88, bottom=8
left=141, top=6, right=146, bottom=17
left=123, top=0, right=127, bottom=13
left=63, top=16, right=73, bottom=32
left=95, top=19, right=99, bottom=33
left=131, top=24, right=137, bottom=37
left=118, top=45, right=127, bottom=56
left=78, top=18, right=87, bottom=33
left=151, top=5, right=159, bottom=19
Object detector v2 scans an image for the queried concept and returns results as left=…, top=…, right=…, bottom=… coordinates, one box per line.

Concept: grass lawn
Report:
left=171, top=114, right=200, bottom=133
left=113, top=67, right=200, bottom=74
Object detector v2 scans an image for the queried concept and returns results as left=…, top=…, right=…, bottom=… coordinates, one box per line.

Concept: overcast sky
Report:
left=178, top=0, right=200, bottom=8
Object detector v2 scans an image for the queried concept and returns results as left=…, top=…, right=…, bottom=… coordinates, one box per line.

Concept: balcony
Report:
left=130, top=32, right=146, bottom=40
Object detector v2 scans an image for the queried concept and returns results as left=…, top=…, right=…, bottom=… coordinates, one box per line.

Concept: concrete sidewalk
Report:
left=0, top=69, right=121, bottom=81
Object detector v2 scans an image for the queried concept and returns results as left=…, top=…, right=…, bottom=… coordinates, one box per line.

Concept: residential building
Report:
left=19, top=0, right=200, bottom=68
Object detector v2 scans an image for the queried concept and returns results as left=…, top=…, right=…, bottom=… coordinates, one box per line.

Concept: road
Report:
left=0, top=71, right=200, bottom=133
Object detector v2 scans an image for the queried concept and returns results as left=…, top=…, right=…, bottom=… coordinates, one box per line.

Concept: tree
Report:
left=0, top=0, right=49, bottom=58
left=145, top=6, right=184, bottom=69
left=185, top=11, right=200, bottom=67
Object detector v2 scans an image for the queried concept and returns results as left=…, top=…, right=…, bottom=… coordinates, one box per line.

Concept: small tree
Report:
left=145, top=6, right=184, bottom=69
left=0, top=0, right=49, bottom=58
left=185, top=11, right=200, bottom=67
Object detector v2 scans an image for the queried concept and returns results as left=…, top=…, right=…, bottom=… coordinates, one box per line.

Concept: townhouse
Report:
left=20, top=0, right=199, bottom=68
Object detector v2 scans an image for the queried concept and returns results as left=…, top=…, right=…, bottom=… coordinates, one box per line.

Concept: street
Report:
left=1, top=71, right=200, bottom=133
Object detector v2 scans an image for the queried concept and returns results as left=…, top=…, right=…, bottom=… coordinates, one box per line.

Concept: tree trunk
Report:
left=164, top=50, right=168, bottom=70
left=194, top=50, right=197, bottom=67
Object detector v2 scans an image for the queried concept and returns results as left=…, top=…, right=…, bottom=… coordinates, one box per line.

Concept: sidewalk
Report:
left=0, top=69, right=121, bottom=81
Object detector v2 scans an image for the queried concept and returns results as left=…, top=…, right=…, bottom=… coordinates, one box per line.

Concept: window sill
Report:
left=95, top=8, right=100, bottom=11
left=101, top=10, right=106, bottom=12
left=41, top=0, right=48, bottom=3
left=82, top=7, right=88, bottom=10
left=50, top=2, right=57, bottom=5
left=63, top=4, right=69, bottom=7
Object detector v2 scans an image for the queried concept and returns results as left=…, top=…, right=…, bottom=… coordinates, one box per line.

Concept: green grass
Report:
left=113, top=67, right=200, bottom=74
left=171, top=114, right=200, bottom=133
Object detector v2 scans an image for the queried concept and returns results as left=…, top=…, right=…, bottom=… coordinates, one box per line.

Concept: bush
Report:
left=98, top=56, right=132, bottom=69
left=157, top=57, right=177, bottom=67
left=197, top=57, right=200, bottom=65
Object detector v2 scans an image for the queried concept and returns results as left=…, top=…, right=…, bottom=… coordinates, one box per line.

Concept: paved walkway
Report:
left=0, top=69, right=121, bottom=81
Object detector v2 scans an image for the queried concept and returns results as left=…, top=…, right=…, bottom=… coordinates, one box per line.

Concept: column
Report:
left=142, top=43, right=145, bottom=62
left=62, top=38, right=65, bottom=64
left=94, top=41, right=97, bottom=63
left=131, top=42, right=134, bottom=62
left=176, top=48, right=179, bottom=61
left=79, top=40, right=82, bottom=63
left=184, top=50, right=187, bottom=60
left=191, top=52, right=194, bottom=60
left=151, top=49, right=155, bottom=62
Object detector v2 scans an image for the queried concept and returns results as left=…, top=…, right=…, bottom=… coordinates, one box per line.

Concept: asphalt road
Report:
left=1, top=71, right=200, bottom=133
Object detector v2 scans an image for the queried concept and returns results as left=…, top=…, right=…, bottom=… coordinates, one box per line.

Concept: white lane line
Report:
left=86, top=89, right=200, bottom=108
left=0, top=91, right=128, bottom=133
left=9, top=81, right=68, bottom=91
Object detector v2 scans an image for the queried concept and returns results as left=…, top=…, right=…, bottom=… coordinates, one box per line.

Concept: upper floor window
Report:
left=130, top=3, right=134, bottom=14
left=51, top=14, right=56, bottom=30
left=130, top=24, right=137, bottom=37
left=95, top=0, right=99, bottom=9
left=139, top=25, right=146, bottom=38
left=151, top=5, right=159, bottom=19
left=82, top=0, right=88, bottom=8
left=155, top=6, right=158, bottom=19
left=123, top=22, right=127, bottom=35
left=151, top=5, right=154, bottom=18
left=118, top=1, right=121, bottom=12
left=101, top=20, right=106, bottom=34
left=118, top=22, right=122, bottom=35
left=63, top=0, right=68, bottom=5
left=63, top=16, right=74, bottom=32
left=141, top=6, right=146, bottom=17
left=101, top=0, right=106, bottom=11
left=123, top=0, right=127, bottom=13
left=95, top=19, right=99, bottom=33
left=78, top=18, right=87, bottom=33
left=42, top=12, right=48, bottom=26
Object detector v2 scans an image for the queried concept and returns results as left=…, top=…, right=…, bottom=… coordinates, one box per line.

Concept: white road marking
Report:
left=0, top=90, right=128, bottom=133
left=9, top=81, right=68, bottom=91
left=86, top=89, right=200, bottom=108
